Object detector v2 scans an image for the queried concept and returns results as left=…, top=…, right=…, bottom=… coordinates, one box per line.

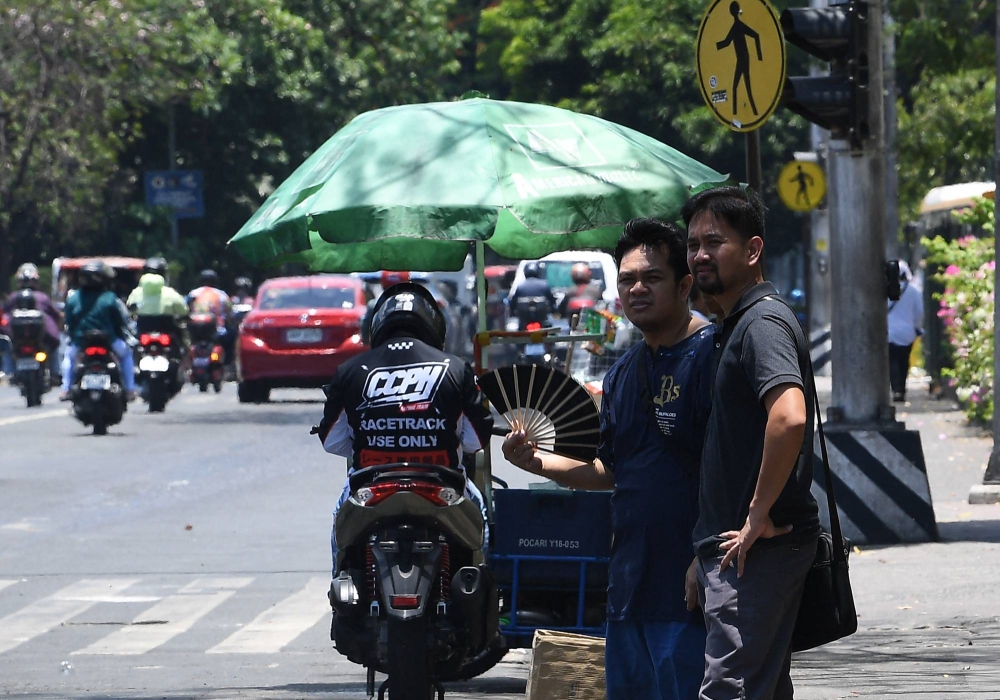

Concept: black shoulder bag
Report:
left=790, top=344, right=859, bottom=651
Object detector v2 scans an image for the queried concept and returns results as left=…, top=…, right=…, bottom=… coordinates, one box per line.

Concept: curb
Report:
left=968, top=484, right=1000, bottom=505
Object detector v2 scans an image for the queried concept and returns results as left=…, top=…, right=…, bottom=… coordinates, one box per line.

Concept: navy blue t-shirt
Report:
left=598, top=325, right=714, bottom=622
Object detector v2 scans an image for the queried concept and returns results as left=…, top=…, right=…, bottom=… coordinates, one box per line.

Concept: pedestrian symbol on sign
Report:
left=716, top=1, right=763, bottom=117
left=695, top=0, right=785, bottom=132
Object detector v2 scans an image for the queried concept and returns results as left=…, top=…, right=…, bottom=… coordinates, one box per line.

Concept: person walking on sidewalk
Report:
left=887, top=261, right=923, bottom=402
left=504, top=218, right=714, bottom=700
left=683, top=186, right=821, bottom=700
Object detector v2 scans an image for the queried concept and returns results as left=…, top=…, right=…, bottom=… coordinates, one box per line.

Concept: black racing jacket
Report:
left=314, top=336, right=494, bottom=472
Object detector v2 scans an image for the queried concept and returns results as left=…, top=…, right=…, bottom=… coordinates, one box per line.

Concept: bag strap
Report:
left=755, top=295, right=847, bottom=563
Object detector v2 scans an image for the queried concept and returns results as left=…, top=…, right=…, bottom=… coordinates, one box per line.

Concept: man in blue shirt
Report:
left=503, top=218, right=714, bottom=700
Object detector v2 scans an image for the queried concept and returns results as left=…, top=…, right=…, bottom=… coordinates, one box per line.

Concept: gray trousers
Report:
left=697, top=538, right=817, bottom=700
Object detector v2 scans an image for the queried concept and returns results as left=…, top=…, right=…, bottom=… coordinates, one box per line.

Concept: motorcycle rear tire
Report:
left=148, top=383, right=167, bottom=413
left=387, top=617, right=431, bottom=700
left=213, top=380, right=222, bottom=393
left=93, top=421, right=107, bottom=436
left=24, top=373, right=42, bottom=408
left=199, top=381, right=209, bottom=393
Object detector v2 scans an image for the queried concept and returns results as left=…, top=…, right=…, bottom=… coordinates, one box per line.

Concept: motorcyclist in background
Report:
left=187, top=268, right=233, bottom=363
left=557, top=262, right=602, bottom=317
left=508, top=261, right=556, bottom=330
left=126, top=257, right=188, bottom=318
left=2, top=264, right=63, bottom=378
left=61, top=261, right=136, bottom=401
left=230, top=277, right=255, bottom=307
left=312, top=282, right=493, bottom=628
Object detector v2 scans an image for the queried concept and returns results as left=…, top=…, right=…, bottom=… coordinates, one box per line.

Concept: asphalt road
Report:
left=0, top=383, right=540, bottom=700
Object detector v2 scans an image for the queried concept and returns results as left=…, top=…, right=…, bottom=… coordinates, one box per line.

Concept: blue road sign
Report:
left=144, top=170, right=204, bottom=219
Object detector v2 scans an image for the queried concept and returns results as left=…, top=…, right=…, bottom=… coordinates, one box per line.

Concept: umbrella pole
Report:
left=475, top=241, right=496, bottom=527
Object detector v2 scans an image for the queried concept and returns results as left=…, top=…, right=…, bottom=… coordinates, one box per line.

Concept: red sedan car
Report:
left=236, top=275, right=367, bottom=403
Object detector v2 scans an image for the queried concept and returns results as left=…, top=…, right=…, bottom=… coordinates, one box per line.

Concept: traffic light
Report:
left=781, top=1, right=869, bottom=148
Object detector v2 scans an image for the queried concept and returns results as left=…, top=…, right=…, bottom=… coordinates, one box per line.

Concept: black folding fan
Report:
left=479, top=364, right=600, bottom=462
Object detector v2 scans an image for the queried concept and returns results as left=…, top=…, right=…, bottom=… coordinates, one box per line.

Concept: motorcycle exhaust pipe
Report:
left=450, top=566, right=490, bottom=651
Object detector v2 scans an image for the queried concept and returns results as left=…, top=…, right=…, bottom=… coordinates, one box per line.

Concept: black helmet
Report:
left=199, top=269, right=219, bottom=287
left=234, top=276, right=252, bottom=292
left=13, top=288, right=37, bottom=310
left=524, top=261, right=543, bottom=278
left=79, top=260, right=114, bottom=290
left=369, top=282, right=447, bottom=350
left=144, top=257, right=168, bottom=276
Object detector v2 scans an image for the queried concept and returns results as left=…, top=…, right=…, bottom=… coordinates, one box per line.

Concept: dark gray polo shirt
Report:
left=693, top=282, right=820, bottom=558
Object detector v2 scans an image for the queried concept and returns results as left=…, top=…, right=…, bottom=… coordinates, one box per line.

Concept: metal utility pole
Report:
left=971, top=0, right=1000, bottom=502
left=827, top=0, right=895, bottom=425
left=168, top=104, right=179, bottom=251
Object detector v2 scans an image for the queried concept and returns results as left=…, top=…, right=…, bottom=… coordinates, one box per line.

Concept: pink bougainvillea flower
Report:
left=945, top=264, right=961, bottom=276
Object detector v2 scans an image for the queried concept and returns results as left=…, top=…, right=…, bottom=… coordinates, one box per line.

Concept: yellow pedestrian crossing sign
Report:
left=777, top=160, right=826, bottom=211
left=696, top=0, right=786, bottom=132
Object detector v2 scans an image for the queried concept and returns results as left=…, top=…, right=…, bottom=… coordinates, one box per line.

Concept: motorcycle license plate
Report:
left=192, top=357, right=211, bottom=367
left=81, top=373, right=112, bottom=391
left=15, top=358, right=39, bottom=370
left=139, top=355, right=170, bottom=373
left=524, top=343, right=546, bottom=355
left=286, top=328, right=322, bottom=343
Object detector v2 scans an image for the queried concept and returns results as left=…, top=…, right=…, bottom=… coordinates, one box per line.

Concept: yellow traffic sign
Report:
left=777, top=160, right=826, bottom=211
left=696, top=0, right=786, bottom=132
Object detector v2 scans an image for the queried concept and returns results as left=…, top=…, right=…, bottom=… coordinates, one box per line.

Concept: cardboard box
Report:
left=525, top=630, right=606, bottom=700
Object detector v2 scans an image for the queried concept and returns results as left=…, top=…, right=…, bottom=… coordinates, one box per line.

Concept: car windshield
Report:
left=543, top=262, right=605, bottom=291
left=257, top=286, right=356, bottom=310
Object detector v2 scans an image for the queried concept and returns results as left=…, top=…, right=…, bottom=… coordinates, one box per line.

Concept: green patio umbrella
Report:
left=228, top=96, right=727, bottom=273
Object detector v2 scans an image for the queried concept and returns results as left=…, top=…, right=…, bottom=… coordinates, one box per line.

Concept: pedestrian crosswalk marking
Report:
left=72, top=578, right=253, bottom=656
left=207, top=577, right=328, bottom=654
left=0, top=580, right=18, bottom=594
left=0, top=579, right=140, bottom=654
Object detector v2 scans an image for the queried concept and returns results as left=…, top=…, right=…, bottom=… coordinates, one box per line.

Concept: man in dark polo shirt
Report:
left=683, top=186, right=820, bottom=700
left=503, top=218, right=713, bottom=700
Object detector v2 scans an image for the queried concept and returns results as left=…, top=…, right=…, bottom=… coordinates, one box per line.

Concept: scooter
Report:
left=188, top=313, right=224, bottom=393
left=330, top=463, right=503, bottom=700
left=70, top=331, right=126, bottom=435
left=7, top=307, right=52, bottom=408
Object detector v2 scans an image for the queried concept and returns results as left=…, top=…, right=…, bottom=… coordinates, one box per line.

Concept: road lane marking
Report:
left=73, top=577, right=253, bottom=655
left=207, top=577, right=328, bottom=654
left=0, top=409, right=67, bottom=427
left=0, top=579, right=139, bottom=654
left=0, top=580, right=19, bottom=594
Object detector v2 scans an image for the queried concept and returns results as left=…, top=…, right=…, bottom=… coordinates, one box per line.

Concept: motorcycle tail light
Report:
left=525, top=322, right=542, bottom=332
left=390, top=594, right=420, bottom=609
left=19, top=346, right=35, bottom=355
left=34, top=351, right=47, bottom=362
left=355, top=481, right=452, bottom=507
left=140, top=333, right=171, bottom=347
left=84, top=346, right=108, bottom=357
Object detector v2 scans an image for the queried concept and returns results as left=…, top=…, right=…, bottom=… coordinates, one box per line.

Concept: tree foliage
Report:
left=891, top=0, right=997, bottom=222
left=0, top=0, right=237, bottom=284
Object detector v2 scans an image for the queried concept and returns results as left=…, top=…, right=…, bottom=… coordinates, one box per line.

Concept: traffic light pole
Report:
left=782, top=0, right=935, bottom=544
left=825, top=0, right=895, bottom=426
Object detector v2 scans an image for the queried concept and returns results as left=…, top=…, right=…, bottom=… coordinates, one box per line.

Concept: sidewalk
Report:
left=796, top=377, right=1000, bottom=699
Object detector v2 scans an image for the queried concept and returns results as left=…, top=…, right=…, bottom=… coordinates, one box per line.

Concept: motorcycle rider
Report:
left=126, top=257, right=188, bottom=317
left=508, top=261, right=556, bottom=330
left=231, top=276, right=255, bottom=307
left=558, top=262, right=603, bottom=317
left=2, top=264, right=63, bottom=377
left=61, top=261, right=136, bottom=401
left=187, top=268, right=232, bottom=362
left=312, top=282, right=493, bottom=621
